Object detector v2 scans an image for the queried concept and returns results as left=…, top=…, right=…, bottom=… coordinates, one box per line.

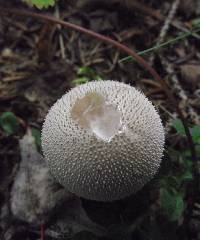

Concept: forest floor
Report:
left=0, top=0, right=200, bottom=240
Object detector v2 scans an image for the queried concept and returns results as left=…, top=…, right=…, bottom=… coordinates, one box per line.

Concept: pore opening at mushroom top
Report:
left=71, top=92, right=123, bottom=142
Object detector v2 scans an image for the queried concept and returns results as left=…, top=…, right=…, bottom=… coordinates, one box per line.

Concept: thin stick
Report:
left=0, top=7, right=198, bottom=184
left=157, top=0, right=180, bottom=44
left=55, top=4, right=66, bottom=59
left=40, top=224, right=44, bottom=240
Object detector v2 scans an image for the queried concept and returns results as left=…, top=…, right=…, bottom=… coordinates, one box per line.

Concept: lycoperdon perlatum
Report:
left=42, top=80, right=165, bottom=201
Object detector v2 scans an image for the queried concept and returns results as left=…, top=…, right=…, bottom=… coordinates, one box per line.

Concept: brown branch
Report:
left=0, top=7, right=198, bottom=184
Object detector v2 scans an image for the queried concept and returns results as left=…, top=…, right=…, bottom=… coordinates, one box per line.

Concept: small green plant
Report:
left=172, top=118, right=200, bottom=146
left=160, top=188, right=184, bottom=222
left=192, top=18, right=200, bottom=28
left=72, top=66, right=103, bottom=86
left=0, top=112, right=20, bottom=136
left=31, top=127, right=41, bottom=150
left=159, top=119, right=200, bottom=221
left=22, top=0, right=56, bottom=9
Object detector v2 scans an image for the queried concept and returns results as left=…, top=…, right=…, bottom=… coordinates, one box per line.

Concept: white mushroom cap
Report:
left=42, top=80, right=165, bottom=201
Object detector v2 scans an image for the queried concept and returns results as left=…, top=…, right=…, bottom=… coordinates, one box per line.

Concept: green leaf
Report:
left=196, top=145, right=200, bottom=157
left=31, top=128, right=41, bottom=150
left=191, top=125, right=200, bottom=144
left=179, top=171, right=193, bottom=182
left=0, top=112, right=20, bottom=136
left=192, top=18, right=200, bottom=28
left=72, top=66, right=103, bottom=86
left=77, top=67, right=95, bottom=76
left=160, top=188, right=184, bottom=221
left=161, top=176, right=179, bottom=189
left=72, top=77, right=90, bottom=86
left=77, top=67, right=103, bottom=81
left=23, top=0, right=56, bottom=9
left=172, top=119, right=186, bottom=136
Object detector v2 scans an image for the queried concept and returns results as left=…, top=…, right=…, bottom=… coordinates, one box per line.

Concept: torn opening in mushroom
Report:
left=71, top=92, right=123, bottom=142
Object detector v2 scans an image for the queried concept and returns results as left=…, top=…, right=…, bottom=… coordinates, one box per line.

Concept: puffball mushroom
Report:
left=42, top=80, right=165, bottom=202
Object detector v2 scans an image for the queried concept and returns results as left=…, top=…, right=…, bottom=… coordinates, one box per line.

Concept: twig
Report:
left=40, top=224, right=44, bottom=240
left=148, top=0, right=180, bottom=64
left=172, top=20, right=200, bottom=40
left=161, top=58, right=199, bottom=122
left=157, top=0, right=180, bottom=44
left=125, top=0, right=200, bottom=40
left=0, top=7, right=198, bottom=192
left=55, top=4, right=66, bottom=59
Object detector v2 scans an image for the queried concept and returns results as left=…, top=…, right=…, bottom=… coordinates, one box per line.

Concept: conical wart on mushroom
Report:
left=42, top=80, right=165, bottom=201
